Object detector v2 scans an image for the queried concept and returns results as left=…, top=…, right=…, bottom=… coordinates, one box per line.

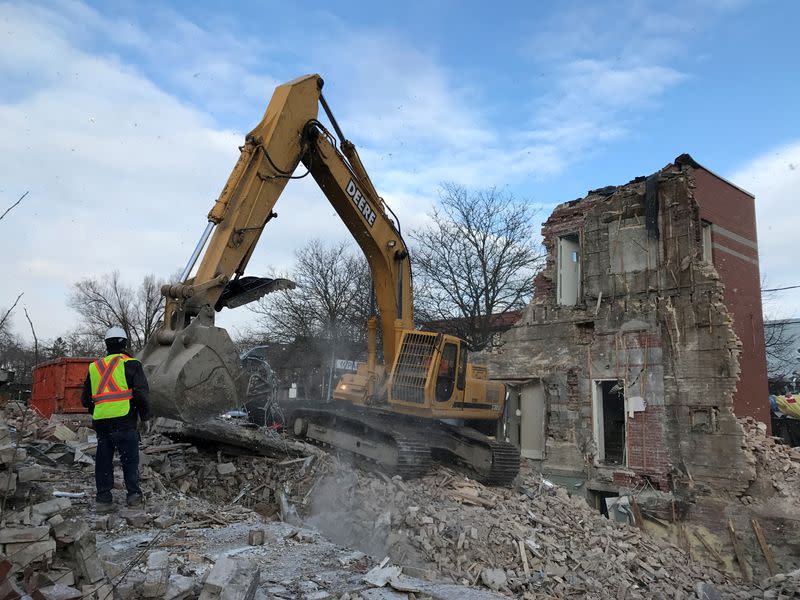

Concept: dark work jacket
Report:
left=81, top=354, right=151, bottom=433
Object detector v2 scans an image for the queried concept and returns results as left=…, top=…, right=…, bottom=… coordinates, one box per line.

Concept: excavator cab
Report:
left=387, top=330, right=505, bottom=420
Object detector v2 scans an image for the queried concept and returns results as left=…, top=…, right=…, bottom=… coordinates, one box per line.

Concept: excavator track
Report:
left=288, top=405, right=432, bottom=480
left=472, top=439, right=521, bottom=486
left=436, top=424, right=521, bottom=486
left=282, top=402, right=519, bottom=486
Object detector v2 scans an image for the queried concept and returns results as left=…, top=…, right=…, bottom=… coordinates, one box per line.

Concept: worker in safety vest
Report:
left=81, top=326, right=150, bottom=512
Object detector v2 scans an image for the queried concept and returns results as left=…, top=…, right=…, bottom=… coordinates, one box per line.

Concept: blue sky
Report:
left=1, top=0, right=799, bottom=339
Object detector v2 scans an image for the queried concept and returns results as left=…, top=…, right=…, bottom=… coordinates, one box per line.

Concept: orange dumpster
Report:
left=31, top=358, right=93, bottom=418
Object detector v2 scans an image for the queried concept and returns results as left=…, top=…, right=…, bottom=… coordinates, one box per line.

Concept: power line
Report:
left=762, top=285, right=800, bottom=293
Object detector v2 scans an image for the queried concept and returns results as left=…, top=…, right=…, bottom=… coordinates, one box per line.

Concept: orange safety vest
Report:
left=88, top=354, right=135, bottom=420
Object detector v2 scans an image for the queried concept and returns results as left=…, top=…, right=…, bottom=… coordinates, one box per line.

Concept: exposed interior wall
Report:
left=490, top=161, right=758, bottom=497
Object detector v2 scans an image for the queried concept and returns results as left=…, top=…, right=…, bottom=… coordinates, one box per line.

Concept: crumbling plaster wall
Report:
left=491, top=163, right=755, bottom=497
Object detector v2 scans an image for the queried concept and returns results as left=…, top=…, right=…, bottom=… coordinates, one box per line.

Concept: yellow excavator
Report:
left=139, top=74, right=519, bottom=485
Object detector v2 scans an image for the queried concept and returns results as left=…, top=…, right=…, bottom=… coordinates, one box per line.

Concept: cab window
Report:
left=436, top=343, right=458, bottom=401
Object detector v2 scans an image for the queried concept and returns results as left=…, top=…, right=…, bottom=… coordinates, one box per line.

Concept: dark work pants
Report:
left=95, top=428, right=141, bottom=503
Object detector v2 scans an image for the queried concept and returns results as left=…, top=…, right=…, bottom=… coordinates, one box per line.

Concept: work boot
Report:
left=126, top=493, right=143, bottom=507
left=96, top=501, right=114, bottom=514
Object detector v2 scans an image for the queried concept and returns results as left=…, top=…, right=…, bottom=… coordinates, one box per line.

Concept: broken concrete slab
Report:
left=0, top=445, right=27, bottom=464
left=31, top=583, right=83, bottom=600
left=387, top=575, right=422, bottom=593
left=360, top=590, right=406, bottom=600
left=479, top=568, right=506, bottom=592
left=119, top=509, right=153, bottom=528
left=217, top=462, right=236, bottom=476
left=154, top=514, right=176, bottom=529
left=363, top=565, right=403, bottom=587
left=52, top=518, right=90, bottom=544
left=153, top=417, right=324, bottom=458
left=199, top=556, right=258, bottom=600
left=222, top=565, right=259, bottom=600
left=16, top=464, right=43, bottom=482
left=31, top=498, right=71, bottom=523
left=53, top=425, right=78, bottom=442
left=164, top=573, right=196, bottom=600
left=142, top=550, right=170, bottom=598
left=201, top=555, right=238, bottom=596
left=6, top=538, right=56, bottom=568
left=67, top=531, right=105, bottom=584
left=0, top=525, right=50, bottom=543
left=0, top=471, right=17, bottom=493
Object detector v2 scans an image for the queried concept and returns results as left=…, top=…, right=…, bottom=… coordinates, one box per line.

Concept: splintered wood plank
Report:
left=630, top=496, right=645, bottom=531
left=727, top=519, right=750, bottom=582
left=751, top=519, right=777, bottom=576
left=693, top=530, right=725, bottom=566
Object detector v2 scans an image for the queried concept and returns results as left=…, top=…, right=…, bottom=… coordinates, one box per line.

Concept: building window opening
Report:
left=594, top=380, right=626, bottom=465
left=557, top=233, right=581, bottom=306
left=589, top=490, right=620, bottom=518
left=701, top=221, right=713, bottom=263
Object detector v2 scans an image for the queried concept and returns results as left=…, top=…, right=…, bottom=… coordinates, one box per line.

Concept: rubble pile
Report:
left=739, top=417, right=800, bottom=503
left=0, top=405, right=510, bottom=600
left=306, top=461, right=798, bottom=599
left=760, top=568, right=800, bottom=600
left=0, top=403, right=115, bottom=598
left=1, top=398, right=798, bottom=599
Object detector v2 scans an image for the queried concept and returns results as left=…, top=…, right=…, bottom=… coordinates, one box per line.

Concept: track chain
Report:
left=476, top=439, right=521, bottom=486
left=289, top=408, right=433, bottom=480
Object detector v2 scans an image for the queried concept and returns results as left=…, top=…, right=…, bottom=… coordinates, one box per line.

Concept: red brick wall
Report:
left=693, top=168, right=769, bottom=427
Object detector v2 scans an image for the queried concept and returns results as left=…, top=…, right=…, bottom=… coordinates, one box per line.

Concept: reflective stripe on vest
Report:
left=89, top=354, right=134, bottom=420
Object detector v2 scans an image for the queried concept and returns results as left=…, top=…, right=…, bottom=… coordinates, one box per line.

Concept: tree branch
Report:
left=0, top=292, right=24, bottom=333
left=23, top=307, right=38, bottom=366
left=0, top=191, right=29, bottom=222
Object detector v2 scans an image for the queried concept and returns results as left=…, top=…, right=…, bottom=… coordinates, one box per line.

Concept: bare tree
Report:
left=249, top=240, right=372, bottom=399
left=410, top=183, right=544, bottom=350
left=0, top=191, right=28, bottom=222
left=0, top=293, right=23, bottom=341
left=251, top=240, right=372, bottom=345
left=764, top=318, right=799, bottom=385
left=68, top=271, right=168, bottom=353
left=22, top=307, right=38, bottom=367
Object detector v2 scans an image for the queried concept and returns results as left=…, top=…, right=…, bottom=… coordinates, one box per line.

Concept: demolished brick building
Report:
left=491, top=154, right=769, bottom=504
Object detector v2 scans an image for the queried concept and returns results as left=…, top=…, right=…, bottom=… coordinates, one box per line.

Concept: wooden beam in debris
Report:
left=751, top=519, right=777, bottom=576
left=693, top=530, right=725, bottom=567
left=727, top=519, right=751, bottom=582
left=629, top=496, right=645, bottom=531
left=152, top=417, right=325, bottom=458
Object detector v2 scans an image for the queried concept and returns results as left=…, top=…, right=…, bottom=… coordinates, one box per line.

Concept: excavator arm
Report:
left=140, top=74, right=413, bottom=421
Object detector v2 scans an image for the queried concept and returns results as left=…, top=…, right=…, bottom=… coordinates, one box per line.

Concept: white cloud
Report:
left=0, top=2, right=344, bottom=339
left=730, top=141, right=800, bottom=319
left=0, top=0, right=744, bottom=342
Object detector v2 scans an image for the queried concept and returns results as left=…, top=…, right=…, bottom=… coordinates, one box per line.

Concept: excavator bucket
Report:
left=138, top=308, right=245, bottom=423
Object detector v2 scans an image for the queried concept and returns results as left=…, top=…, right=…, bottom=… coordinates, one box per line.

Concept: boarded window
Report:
left=557, top=234, right=581, bottom=306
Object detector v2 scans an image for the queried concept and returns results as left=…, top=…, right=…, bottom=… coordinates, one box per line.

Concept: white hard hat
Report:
left=104, top=326, right=127, bottom=340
